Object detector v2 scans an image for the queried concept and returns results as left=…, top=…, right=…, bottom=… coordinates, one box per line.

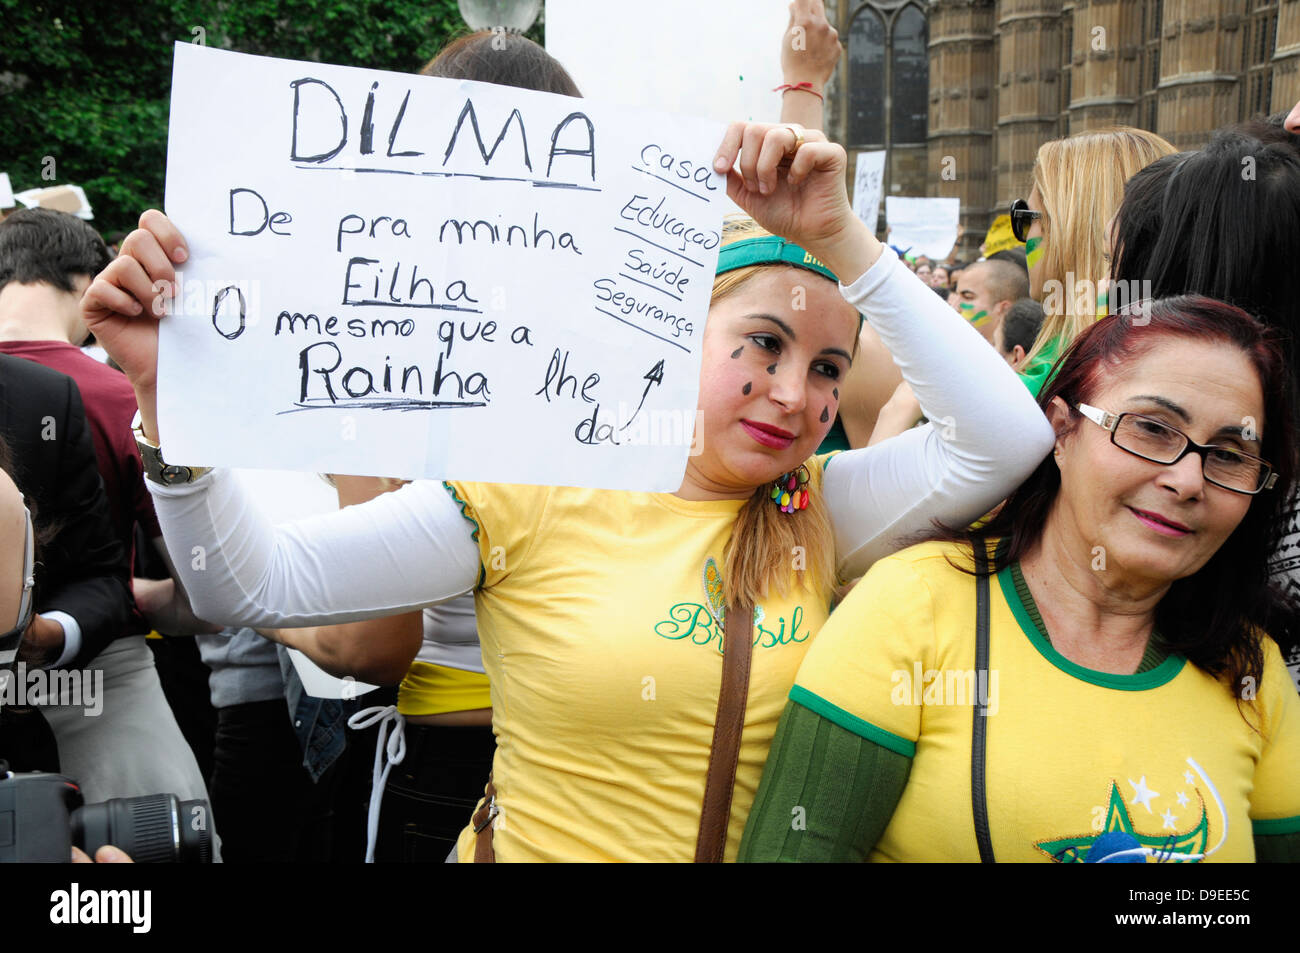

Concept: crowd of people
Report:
left=2, top=2, right=1299, bottom=863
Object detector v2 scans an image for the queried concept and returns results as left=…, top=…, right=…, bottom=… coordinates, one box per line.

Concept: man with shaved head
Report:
left=951, top=258, right=1030, bottom=345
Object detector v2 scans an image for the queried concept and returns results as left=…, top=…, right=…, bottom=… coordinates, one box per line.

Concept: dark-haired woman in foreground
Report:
left=740, top=297, right=1300, bottom=862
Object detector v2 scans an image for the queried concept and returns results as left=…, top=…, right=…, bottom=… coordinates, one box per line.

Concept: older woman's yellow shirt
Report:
left=793, top=540, right=1300, bottom=862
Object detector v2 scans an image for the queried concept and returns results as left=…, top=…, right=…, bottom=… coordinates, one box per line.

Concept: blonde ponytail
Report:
left=722, top=466, right=836, bottom=609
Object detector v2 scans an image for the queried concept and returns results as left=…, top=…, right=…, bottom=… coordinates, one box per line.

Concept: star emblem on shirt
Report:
left=1176, top=791, right=1190, bottom=808
left=1128, top=776, right=1160, bottom=814
left=1034, top=781, right=1209, bottom=863
left=1184, top=770, right=1196, bottom=785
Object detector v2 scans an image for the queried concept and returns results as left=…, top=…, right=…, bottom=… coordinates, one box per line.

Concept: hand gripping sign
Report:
left=160, top=44, right=728, bottom=491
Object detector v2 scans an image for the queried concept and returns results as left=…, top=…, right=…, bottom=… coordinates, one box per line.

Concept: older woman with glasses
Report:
left=740, top=295, right=1300, bottom=863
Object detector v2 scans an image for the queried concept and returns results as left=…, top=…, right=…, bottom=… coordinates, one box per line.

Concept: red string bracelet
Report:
left=773, top=82, right=824, bottom=101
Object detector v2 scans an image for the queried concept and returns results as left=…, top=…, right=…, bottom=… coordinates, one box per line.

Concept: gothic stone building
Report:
left=824, top=0, right=1300, bottom=256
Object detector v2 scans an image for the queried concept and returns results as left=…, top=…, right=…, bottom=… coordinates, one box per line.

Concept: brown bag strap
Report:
left=695, top=600, right=754, bottom=863
left=472, top=773, right=498, bottom=863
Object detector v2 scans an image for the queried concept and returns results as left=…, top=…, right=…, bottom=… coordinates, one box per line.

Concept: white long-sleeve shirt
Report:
left=150, top=246, right=1054, bottom=628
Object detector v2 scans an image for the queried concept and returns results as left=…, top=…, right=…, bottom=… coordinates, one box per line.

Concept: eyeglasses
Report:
left=1076, top=404, right=1278, bottom=496
left=1009, top=198, right=1042, bottom=244
left=0, top=505, right=35, bottom=665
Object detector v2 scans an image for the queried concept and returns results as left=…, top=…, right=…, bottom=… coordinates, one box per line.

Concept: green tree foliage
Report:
left=0, top=0, right=542, bottom=236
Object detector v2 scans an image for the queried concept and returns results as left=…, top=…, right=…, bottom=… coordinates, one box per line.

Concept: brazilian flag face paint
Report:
left=959, top=301, right=991, bottom=327
left=1025, top=236, right=1044, bottom=269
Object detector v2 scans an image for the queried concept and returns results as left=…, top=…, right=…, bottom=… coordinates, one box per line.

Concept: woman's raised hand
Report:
left=81, top=210, right=188, bottom=411
left=780, top=0, right=841, bottom=90
left=713, top=122, right=878, bottom=283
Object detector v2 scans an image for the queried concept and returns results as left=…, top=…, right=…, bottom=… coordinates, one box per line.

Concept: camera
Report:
left=0, top=765, right=213, bottom=863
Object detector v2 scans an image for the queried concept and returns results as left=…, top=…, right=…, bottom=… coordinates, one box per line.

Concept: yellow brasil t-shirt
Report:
left=793, top=541, right=1300, bottom=862
left=447, top=472, right=831, bottom=862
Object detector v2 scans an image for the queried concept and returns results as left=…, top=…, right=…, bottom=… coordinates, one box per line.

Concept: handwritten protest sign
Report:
left=885, top=196, right=960, bottom=260
left=851, top=150, right=886, bottom=234
left=160, top=44, right=728, bottom=491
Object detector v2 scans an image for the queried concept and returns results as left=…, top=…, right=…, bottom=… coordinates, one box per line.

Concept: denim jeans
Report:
left=279, top=648, right=356, bottom=782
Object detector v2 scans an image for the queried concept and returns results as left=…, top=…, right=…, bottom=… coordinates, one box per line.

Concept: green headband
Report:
left=715, top=236, right=840, bottom=283
left=715, top=236, right=864, bottom=331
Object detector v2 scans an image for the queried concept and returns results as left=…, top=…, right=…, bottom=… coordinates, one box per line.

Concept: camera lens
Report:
left=73, top=794, right=213, bottom=863
left=176, top=799, right=214, bottom=862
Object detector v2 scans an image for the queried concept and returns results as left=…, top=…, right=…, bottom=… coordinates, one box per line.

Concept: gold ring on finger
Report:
left=783, top=123, right=806, bottom=151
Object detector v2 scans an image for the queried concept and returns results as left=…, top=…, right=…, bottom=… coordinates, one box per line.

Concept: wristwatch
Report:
left=132, top=410, right=212, bottom=486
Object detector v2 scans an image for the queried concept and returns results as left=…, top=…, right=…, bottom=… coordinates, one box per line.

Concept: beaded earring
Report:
left=770, top=465, right=811, bottom=513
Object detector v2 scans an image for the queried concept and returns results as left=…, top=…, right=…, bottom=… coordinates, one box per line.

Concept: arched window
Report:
left=846, top=3, right=928, bottom=149
left=849, top=7, right=886, bottom=146
left=891, top=4, right=928, bottom=145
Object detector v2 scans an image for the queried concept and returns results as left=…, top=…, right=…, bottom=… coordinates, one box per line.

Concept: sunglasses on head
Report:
left=1009, top=198, right=1042, bottom=244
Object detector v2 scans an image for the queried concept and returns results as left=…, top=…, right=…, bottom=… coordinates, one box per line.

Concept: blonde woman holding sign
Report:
left=82, top=120, right=1053, bottom=861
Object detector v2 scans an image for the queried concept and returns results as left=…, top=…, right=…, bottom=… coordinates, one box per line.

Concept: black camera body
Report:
left=0, top=769, right=212, bottom=863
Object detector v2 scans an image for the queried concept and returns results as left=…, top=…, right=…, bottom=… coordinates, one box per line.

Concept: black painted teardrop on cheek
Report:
left=833, top=387, right=839, bottom=400
left=766, top=364, right=777, bottom=375
left=820, top=406, right=830, bottom=423
left=742, top=381, right=752, bottom=395
left=730, top=347, right=744, bottom=359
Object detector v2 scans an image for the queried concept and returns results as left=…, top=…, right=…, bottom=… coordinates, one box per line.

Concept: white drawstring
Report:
left=347, top=705, right=406, bottom=863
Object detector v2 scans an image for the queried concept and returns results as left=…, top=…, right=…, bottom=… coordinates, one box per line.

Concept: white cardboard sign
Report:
left=852, top=150, right=886, bottom=234
left=227, top=467, right=380, bottom=700
left=884, top=196, right=960, bottom=261
left=160, top=44, right=729, bottom=491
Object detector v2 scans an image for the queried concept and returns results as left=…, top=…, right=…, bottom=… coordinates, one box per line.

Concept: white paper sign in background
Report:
left=852, top=150, right=886, bottom=234
left=885, top=196, right=961, bottom=261
left=230, top=467, right=379, bottom=700
left=161, top=44, right=729, bottom=491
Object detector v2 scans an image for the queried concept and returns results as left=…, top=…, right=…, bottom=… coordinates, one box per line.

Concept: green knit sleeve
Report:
left=738, top=699, right=911, bottom=862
